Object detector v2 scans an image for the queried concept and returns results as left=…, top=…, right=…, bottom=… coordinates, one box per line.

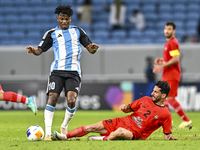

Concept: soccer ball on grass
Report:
left=26, top=125, right=44, bottom=141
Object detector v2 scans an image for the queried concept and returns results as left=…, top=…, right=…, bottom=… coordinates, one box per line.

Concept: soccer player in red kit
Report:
left=153, top=21, right=192, bottom=128
left=0, top=84, right=38, bottom=115
left=53, top=81, right=178, bottom=141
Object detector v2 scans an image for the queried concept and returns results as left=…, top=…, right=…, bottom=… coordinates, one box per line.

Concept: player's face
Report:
left=164, top=25, right=175, bottom=39
left=57, top=13, right=71, bottom=30
left=151, top=86, right=163, bottom=103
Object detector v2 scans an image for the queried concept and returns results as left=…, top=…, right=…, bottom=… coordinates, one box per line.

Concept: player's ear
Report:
left=162, top=93, right=167, bottom=99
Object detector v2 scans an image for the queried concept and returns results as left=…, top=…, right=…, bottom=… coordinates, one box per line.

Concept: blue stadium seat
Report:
left=92, top=0, right=108, bottom=5
left=145, top=13, right=157, bottom=21
left=14, top=0, right=28, bottom=6
left=154, top=38, right=166, bottom=44
left=5, top=15, right=19, bottom=24
left=78, top=23, right=91, bottom=32
left=186, top=13, right=200, bottom=21
left=93, top=22, right=110, bottom=31
left=111, top=30, right=127, bottom=38
left=35, top=14, right=51, bottom=23
left=142, top=30, right=157, bottom=38
left=19, top=39, right=39, bottom=45
left=0, top=40, right=18, bottom=45
left=0, top=24, right=9, bottom=32
left=187, top=4, right=200, bottom=12
left=93, top=30, right=109, bottom=39
left=27, top=31, right=41, bottom=39
left=185, top=28, right=197, bottom=36
left=142, top=4, right=156, bottom=13
left=174, top=21, right=184, bottom=29
left=20, top=14, right=34, bottom=24
left=141, top=0, right=158, bottom=4
left=18, top=6, right=34, bottom=15
left=156, top=21, right=166, bottom=30
left=175, top=29, right=186, bottom=39
left=29, top=0, right=44, bottom=6
left=33, top=6, right=52, bottom=15
left=122, top=38, right=137, bottom=44
left=137, top=38, right=153, bottom=44
left=3, top=6, right=19, bottom=15
left=173, top=4, right=186, bottom=12
left=27, top=24, right=43, bottom=33
left=105, top=38, right=121, bottom=44
left=185, top=21, right=198, bottom=29
left=0, top=31, right=10, bottom=40
left=0, top=0, right=13, bottom=6
left=11, top=31, right=25, bottom=40
left=158, top=4, right=171, bottom=12
left=158, top=13, right=172, bottom=21
left=172, top=13, right=186, bottom=21
left=129, top=30, right=142, bottom=38
left=91, top=38, right=104, bottom=44
left=9, top=24, right=27, bottom=32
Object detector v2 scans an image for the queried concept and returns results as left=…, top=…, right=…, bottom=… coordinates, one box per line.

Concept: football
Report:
left=26, top=125, right=44, bottom=141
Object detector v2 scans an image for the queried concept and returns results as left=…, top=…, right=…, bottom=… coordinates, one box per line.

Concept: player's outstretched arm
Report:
left=164, top=134, right=178, bottom=140
left=26, top=45, right=43, bottom=56
left=86, top=43, right=99, bottom=54
left=119, top=104, right=133, bottom=113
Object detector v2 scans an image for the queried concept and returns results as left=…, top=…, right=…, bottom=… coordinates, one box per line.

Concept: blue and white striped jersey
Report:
left=38, top=25, right=92, bottom=78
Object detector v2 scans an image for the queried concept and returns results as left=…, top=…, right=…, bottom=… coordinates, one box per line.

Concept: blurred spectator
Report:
left=144, top=56, right=156, bottom=82
left=105, top=0, right=127, bottom=30
left=77, top=0, right=93, bottom=24
left=181, top=35, right=198, bottom=43
left=129, top=10, right=145, bottom=31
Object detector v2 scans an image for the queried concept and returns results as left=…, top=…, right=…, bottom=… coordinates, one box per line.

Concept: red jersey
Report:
left=162, top=37, right=181, bottom=82
left=120, top=96, right=172, bottom=139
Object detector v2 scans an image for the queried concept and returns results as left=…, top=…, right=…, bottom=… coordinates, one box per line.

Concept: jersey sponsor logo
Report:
left=57, top=34, right=62, bottom=38
left=154, top=115, right=159, bottom=120
left=132, top=116, right=143, bottom=128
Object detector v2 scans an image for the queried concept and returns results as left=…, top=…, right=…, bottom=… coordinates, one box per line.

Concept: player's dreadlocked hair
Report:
left=54, top=5, right=73, bottom=17
left=155, top=81, right=170, bottom=98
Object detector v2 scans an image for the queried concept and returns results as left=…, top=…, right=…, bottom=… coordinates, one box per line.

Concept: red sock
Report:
left=165, top=99, right=169, bottom=110
left=167, top=98, right=190, bottom=121
left=103, top=136, right=109, bottom=140
left=3, top=92, right=27, bottom=103
left=66, top=126, right=88, bottom=138
left=0, top=84, right=2, bottom=90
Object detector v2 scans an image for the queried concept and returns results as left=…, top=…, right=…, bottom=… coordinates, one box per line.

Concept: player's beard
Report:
left=165, top=33, right=173, bottom=39
left=152, top=96, right=162, bottom=103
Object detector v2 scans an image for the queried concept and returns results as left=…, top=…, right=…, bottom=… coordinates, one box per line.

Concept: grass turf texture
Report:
left=0, top=110, right=199, bottom=150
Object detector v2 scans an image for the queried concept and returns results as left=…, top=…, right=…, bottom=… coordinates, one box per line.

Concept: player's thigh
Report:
left=46, top=75, right=64, bottom=95
left=64, top=76, right=81, bottom=95
left=86, top=121, right=107, bottom=134
left=166, top=80, right=179, bottom=97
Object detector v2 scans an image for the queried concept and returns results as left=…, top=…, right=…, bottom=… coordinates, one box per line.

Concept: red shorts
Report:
left=101, top=117, right=141, bottom=140
left=165, top=80, right=179, bottom=97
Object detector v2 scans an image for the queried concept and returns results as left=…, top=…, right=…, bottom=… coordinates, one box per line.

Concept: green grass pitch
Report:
left=0, top=110, right=199, bottom=150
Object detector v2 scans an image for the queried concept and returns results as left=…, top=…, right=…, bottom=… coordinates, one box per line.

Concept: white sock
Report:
left=61, top=107, right=76, bottom=128
left=44, top=105, right=55, bottom=137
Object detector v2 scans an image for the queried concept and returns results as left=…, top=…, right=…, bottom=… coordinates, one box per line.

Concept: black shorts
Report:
left=46, top=70, right=81, bottom=96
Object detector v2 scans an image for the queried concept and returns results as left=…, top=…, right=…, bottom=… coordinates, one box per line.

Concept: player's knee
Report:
left=86, top=124, right=98, bottom=132
left=67, top=97, right=76, bottom=108
left=115, top=127, right=126, bottom=137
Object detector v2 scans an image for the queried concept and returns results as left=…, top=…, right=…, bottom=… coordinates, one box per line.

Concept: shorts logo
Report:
left=48, top=82, right=55, bottom=90
left=154, top=115, right=159, bottom=120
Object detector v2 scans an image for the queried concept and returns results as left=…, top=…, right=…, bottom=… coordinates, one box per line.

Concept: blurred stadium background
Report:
left=0, top=0, right=200, bottom=111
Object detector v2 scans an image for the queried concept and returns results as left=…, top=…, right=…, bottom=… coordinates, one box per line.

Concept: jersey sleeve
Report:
left=77, top=27, right=92, bottom=47
left=38, top=29, right=54, bottom=52
left=162, top=113, right=172, bottom=134
left=168, top=39, right=180, bottom=57
left=129, top=97, right=145, bottom=111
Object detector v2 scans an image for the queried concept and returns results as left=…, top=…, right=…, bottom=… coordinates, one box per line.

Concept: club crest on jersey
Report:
left=154, top=115, right=159, bottom=120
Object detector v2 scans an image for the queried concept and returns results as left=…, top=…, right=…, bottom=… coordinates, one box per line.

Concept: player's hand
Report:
left=165, top=134, right=178, bottom=140
left=155, top=58, right=163, bottom=65
left=119, top=104, right=126, bottom=111
left=153, top=65, right=163, bottom=74
left=87, top=43, right=99, bottom=54
left=26, top=45, right=36, bottom=54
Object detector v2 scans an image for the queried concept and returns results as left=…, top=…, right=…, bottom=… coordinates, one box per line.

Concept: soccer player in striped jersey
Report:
left=0, top=84, right=37, bottom=115
left=53, top=81, right=178, bottom=141
left=153, top=21, right=192, bottom=128
left=26, top=5, right=99, bottom=141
